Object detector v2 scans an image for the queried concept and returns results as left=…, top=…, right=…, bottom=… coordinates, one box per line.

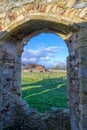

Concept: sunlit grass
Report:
left=22, top=71, right=68, bottom=113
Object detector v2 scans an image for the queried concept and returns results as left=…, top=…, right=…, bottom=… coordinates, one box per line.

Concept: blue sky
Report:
left=22, top=33, right=69, bottom=68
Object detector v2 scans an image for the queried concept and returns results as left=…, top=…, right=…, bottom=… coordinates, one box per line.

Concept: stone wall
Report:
left=0, top=0, right=87, bottom=130
left=4, top=101, right=70, bottom=130
left=0, top=43, right=22, bottom=130
left=0, top=40, right=71, bottom=130
left=67, top=34, right=80, bottom=130
left=78, top=23, right=87, bottom=130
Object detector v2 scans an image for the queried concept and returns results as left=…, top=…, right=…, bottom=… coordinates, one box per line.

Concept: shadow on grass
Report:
left=22, top=77, right=66, bottom=88
left=22, top=77, right=68, bottom=112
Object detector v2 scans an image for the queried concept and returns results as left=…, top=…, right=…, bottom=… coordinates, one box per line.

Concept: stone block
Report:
left=45, top=4, right=53, bottom=13
left=0, top=60, right=3, bottom=66
left=69, top=9, right=77, bottom=18
left=14, top=72, right=21, bottom=81
left=16, top=14, right=24, bottom=22
left=15, top=64, right=21, bottom=70
left=70, top=114, right=79, bottom=130
left=76, top=39, right=87, bottom=48
left=79, top=104, right=87, bottom=116
left=80, top=56, right=87, bottom=65
left=79, top=7, right=87, bottom=18
left=79, top=122, right=87, bottom=130
left=79, top=78, right=87, bottom=92
left=0, top=12, right=6, bottom=19
left=80, top=93, right=87, bottom=104
left=78, top=30, right=87, bottom=40
left=78, top=67, right=87, bottom=78
left=80, top=116, right=87, bottom=128
left=13, top=81, right=21, bottom=87
left=82, top=128, right=87, bottom=130
left=67, top=0, right=76, bottom=7
left=78, top=47, right=87, bottom=57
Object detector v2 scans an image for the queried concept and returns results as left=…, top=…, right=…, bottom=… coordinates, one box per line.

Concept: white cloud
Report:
left=39, top=56, right=50, bottom=61
left=21, top=46, right=63, bottom=67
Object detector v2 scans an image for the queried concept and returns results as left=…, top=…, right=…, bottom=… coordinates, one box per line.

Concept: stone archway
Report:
left=0, top=19, right=78, bottom=130
left=0, top=0, right=87, bottom=130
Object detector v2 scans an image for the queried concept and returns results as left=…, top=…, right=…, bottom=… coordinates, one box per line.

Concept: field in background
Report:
left=22, top=71, right=68, bottom=113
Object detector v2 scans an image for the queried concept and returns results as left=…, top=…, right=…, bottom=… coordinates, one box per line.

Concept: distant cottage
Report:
left=22, top=63, right=48, bottom=72
left=34, top=65, right=48, bottom=72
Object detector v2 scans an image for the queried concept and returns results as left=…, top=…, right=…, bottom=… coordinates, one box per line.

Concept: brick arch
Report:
left=0, top=0, right=87, bottom=41
left=0, top=19, right=76, bottom=42
left=0, top=19, right=76, bottom=56
left=11, top=20, right=75, bottom=56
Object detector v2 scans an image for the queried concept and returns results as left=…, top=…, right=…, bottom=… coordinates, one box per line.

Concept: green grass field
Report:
left=22, top=71, right=68, bottom=113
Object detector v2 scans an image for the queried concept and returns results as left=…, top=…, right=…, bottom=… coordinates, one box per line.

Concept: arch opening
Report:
left=21, top=32, right=69, bottom=113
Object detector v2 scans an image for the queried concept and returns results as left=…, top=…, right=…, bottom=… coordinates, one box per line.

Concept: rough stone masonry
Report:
left=0, top=0, right=87, bottom=130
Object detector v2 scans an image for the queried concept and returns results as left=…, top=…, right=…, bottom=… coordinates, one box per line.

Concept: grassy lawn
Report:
left=22, top=71, right=68, bottom=113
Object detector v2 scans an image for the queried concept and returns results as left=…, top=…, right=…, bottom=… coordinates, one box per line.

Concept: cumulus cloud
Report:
left=21, top=46, right=62, bottom=67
